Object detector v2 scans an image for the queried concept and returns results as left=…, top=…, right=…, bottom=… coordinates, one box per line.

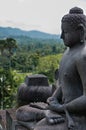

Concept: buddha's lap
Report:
left=16, top=105, right=86, bottom=130
left=34, top=116, right=86, bottom=130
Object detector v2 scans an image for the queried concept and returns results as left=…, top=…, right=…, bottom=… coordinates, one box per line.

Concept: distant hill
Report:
left=0, top=26, right=63, bottom=45
left=0, top=27, right=60, bottom=39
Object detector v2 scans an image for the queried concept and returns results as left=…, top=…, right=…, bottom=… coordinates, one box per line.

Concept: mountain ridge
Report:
left=0, top=26, right=60, bottom=39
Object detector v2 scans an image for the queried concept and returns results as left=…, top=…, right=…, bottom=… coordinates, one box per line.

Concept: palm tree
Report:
left=5, top=37, right=17, bottom=56
left=0, top=39, right=6, bottom=56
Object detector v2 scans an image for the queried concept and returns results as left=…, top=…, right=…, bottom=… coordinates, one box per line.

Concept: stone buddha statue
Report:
left=16, top=7, right=86, bottom=130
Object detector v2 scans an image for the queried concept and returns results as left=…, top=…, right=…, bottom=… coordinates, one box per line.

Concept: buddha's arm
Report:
left=48, top=95, right=86, bottom=114
left=65, top=57, right=86, bottom=114
left=65, top=95, right=86, bottom=114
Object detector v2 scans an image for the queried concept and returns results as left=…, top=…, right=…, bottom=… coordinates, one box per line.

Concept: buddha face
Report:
left=61, top=22, right=82, bottom=47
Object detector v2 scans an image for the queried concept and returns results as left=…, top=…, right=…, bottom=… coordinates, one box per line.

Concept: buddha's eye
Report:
left=63, top=30, right=68, bottom=33
left=64, top=31, right=67, bottom=33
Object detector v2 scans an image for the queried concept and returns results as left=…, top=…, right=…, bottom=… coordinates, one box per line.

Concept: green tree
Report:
left=36, top=54, right=62, bottom=83
left=0, top=39, right=6, bottom=55
left=0, top=68, right=26, bottom=109
left=5, top=37, right=17, bottom=55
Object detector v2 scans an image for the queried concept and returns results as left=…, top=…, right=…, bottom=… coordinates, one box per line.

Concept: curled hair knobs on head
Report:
left=69, top=7, right=83, bottom=14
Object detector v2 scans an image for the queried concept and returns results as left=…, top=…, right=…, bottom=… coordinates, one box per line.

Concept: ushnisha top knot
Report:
left=69, top=7, right=83, bottom=14
left=61, top=7, right=86, bottom=29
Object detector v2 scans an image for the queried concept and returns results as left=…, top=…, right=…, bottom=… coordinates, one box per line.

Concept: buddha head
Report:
left=61, top=7, right=86, bottom=47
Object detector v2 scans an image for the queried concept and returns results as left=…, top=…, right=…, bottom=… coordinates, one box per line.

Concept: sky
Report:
left=0, top=0, right=86, bottom=34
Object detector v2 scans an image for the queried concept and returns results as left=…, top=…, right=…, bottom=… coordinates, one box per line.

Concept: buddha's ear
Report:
left=77, top=24, right=85, bottom=43
left=77, top=24, right=85, bottom=32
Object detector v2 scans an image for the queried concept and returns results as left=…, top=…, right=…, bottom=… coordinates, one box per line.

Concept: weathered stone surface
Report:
left=17, top=74, right=54, bottom=106
left=16, top=105, right=45, bottom=122
left=25, top=74, right=49, bottom=87
left=0, top=110, right=6, bottom=130
left=6, top=109, right=28, bottom=130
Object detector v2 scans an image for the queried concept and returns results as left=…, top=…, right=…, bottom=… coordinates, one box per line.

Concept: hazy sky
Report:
left=0, top=0, right=86, bottom=34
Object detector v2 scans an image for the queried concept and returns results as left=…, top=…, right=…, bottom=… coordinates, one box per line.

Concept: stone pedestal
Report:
left=6, top=109, right=28, bottom=130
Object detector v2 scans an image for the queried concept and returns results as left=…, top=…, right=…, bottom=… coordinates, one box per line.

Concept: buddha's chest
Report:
left=59, top=53, right=78, bottom=82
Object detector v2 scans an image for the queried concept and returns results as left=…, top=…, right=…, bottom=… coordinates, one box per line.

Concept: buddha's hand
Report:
left=64, top=105, right=75, bottom=130
left=49, top=103, right=64, bottom=113
left=47, top=97, right=63, bottom=112
left=68, top=119, right=75, bottom=130
left=47, top=97, right=58, bottom=105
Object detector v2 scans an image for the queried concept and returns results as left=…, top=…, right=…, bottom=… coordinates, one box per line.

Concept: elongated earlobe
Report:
left=77, top=24, right=85, bottom=43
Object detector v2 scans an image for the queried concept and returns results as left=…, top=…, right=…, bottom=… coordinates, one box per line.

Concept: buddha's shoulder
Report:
left=77, top=45, right=86, bottom=61
left=81, top=44, right=86, bottom=55
left=73, top=45, right=86, bottom=63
